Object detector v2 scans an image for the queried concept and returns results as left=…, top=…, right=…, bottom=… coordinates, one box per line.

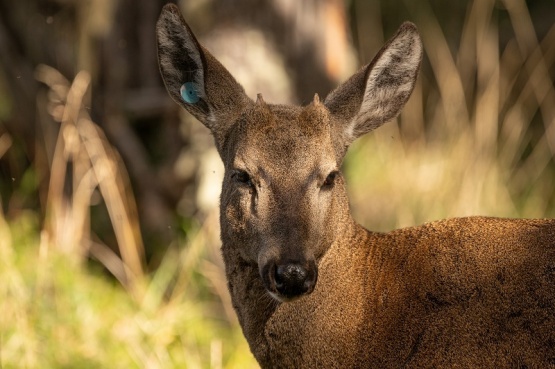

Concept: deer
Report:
left=156, top=4, right=555, bottom=368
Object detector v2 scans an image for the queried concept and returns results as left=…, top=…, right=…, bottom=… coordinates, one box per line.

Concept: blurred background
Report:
left=0, top=0, right=554, bottom=367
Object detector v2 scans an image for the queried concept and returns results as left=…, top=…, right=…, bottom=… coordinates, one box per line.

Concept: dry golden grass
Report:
left=347, top=0, right=555, bottom=231
left=0, top=65, right=257, bottom=368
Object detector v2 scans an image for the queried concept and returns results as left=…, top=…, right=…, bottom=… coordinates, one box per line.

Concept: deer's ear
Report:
left=156, top=4, right=251, bottom=144
left=324, top=22, right=422, bottom=146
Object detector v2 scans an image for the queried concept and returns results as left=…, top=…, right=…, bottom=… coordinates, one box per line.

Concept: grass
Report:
left=1, top=0, right=554, bottom=367
left=0, top=66, right=258, bottom=368
left=346, top=0, right=555, bottom=231
left=0, top=211, right=256, bottom=368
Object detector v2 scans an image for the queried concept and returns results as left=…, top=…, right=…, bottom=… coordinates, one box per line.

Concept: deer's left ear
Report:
left=324, top=22, right=422, bottom=145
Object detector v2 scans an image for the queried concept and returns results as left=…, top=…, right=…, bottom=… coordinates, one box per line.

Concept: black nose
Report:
left=272, top=262, right=317, bottom=299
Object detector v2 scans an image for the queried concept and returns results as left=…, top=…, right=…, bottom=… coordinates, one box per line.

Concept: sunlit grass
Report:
left=346, top=0, right=555, bottom=231
left=0, top=65, right=257, bottom=368
left=0, top=211, right=257, bottom=369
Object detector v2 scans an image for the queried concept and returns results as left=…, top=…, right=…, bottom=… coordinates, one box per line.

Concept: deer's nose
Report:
left=272, top=261, right=317, bottom=300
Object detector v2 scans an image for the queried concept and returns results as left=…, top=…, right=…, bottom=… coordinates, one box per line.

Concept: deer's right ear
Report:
left=324, top=22, right=422, bottom=147
left=156, top=4, right=251, bottom=144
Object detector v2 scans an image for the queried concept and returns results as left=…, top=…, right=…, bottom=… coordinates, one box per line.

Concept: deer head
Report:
left=156, top=4, right=422, bottom=302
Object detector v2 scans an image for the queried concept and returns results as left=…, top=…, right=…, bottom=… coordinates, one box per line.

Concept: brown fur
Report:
left=157, top=4, right=555, bottom=368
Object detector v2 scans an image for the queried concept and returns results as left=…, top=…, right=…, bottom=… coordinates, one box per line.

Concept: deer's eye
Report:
left=322, top=171, right=339, bottom=190
left=233, top=170, right=252, bottom=187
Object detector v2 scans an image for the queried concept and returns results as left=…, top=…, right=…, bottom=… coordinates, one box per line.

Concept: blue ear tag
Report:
left=180, top=82, right=200, bottom=104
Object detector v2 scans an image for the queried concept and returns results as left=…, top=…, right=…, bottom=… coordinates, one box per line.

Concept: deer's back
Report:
left=264, top=217, right=555, bottom=368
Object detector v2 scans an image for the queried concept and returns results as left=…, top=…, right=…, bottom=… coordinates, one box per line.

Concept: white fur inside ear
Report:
left=345, top=24, right=422, bottom=141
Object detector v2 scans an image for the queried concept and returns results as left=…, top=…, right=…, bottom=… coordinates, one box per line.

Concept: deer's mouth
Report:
left=260, top=259, right=318, bottom=302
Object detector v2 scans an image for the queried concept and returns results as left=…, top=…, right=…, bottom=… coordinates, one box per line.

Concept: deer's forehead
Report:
left=247, top=105, right=330, bottom=146
left=233, top=104, right=336, bottom=169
